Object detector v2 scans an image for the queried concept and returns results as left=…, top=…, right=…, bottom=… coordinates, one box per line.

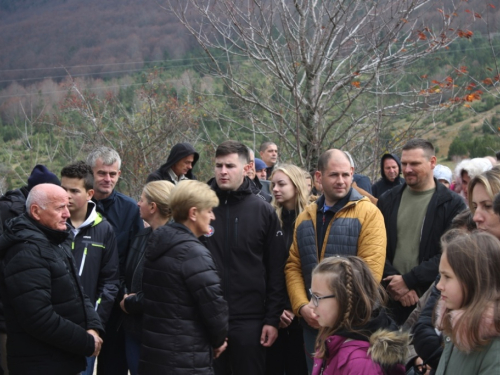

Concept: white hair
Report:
left=25, top=186, right=48, bottom=213
left=86, top=146, right=122, bottom=169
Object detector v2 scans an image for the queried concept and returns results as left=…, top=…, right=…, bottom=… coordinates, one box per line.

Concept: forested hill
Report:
left=0, top=0, right=199, bottom=85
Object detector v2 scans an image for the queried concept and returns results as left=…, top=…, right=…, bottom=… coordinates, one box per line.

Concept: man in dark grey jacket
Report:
left=0, top=184, right=102, bottom=375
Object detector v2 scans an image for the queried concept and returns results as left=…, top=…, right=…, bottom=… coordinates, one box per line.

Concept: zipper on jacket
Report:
left=79, top=246, right=88, bottom=276
left=234, top=218, right=238, bottom=243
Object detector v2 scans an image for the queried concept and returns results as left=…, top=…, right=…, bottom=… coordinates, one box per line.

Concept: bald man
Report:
left=285, top=149, right=386, bottom=371
left=0, top=184, right=103, bottom=375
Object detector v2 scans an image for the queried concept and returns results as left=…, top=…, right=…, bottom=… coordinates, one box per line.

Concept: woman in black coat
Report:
left=139, top=180, right=228, bottom=375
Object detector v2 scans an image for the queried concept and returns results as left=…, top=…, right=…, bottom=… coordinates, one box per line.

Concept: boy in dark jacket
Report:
left=61, top=162, right=119, bottom=375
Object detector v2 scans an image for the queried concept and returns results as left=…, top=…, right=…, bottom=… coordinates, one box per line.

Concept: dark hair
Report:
left=259, top=141, right=276, bottom=153
left=402, top=138, right=434, bottom=158
left=449, top=209, right=476, bottom=232
left=216, top=141, right=250, bottom=163
left=496, top=151, right=500, bottom=162
left=494, top=193, right=500, bottom=216
left=60, top=161, right=94, bottom=191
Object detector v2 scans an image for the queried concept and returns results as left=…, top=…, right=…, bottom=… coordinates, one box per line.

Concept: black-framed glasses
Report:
left=309, top=289, right=335, bottom=307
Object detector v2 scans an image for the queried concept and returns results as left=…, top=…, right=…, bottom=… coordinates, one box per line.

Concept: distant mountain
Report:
left=0, top=0, right=199, bottom=86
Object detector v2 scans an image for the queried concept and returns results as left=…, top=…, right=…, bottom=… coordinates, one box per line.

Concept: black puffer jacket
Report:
left=146, top=142, right=199, bottom=183
left=0, top=214, right=102, bottom=375
left=0, top=187, right=28, bottom=234
left=139, top=223, right=228, bottom=375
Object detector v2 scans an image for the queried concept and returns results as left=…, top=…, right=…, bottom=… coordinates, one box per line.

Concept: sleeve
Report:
left=402, top=197, right=466, bottom=290
left=4, top=247, right=96, bottom=357
left=356, top=203, right=387, bottom=282
left=181, top=247, right=228, bottom=348
left=124, top=291, right=144, bottom=315
left=285, top=220, right=309, bottom=316
left=412, top=276, right=443, bottom=370
left=478, top=339, right=500, bottom=374
left=262, top=210, right=288, bottom=328
left=95, top=228, right=119, bottom=325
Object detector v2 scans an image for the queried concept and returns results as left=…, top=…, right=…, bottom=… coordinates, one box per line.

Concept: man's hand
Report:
left=299, top=305, right=320, bottom=329
left=214, top=338, right=228, bottom=359
left=260, top=325, right=278, bottom=347
left=87, top=329, right=103, bottom=357
left=399, top=290, right=419, bottom=307
left=383, top=275, right=409, bottom=299
left=279, top=309, right=295, bottom=329
left=119, top=293, right=136, bottom=314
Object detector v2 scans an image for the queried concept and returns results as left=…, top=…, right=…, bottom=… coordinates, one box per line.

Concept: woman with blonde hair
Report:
left=119, top=180, right=175, bottom=375
left=267, top=164, right=310, bottom=374
left=139, top=180, right=228, bottom=374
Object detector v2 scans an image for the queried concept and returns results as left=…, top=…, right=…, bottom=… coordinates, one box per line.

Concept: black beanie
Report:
left=27, top=165, right=61, bottom=191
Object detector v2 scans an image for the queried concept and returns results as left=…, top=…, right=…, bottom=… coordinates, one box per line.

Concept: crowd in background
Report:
left=0, top=138, right=499, bottom=375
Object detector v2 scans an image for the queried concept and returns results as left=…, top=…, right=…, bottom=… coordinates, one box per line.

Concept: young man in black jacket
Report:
left=202, top=141, right=288, bottom=375
left=61, top=162, right=119, bottom=375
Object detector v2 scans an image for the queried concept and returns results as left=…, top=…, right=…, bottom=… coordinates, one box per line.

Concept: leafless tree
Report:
left=163, top=0, right=483, bottom=175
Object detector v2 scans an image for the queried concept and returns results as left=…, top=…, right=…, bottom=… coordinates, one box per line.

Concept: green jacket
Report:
left=435, top=336, right=500, bottom=375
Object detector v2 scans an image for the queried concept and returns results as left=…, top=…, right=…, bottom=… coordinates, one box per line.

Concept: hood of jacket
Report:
left=145, top=222, right=200, bottom=262
left=0, top=213, right=69, bottom=259
left=380, top=154, right=402, bottom=182
left=435, top=299, right=500, bottom=353
left=157, top=142, right=199, bottom=180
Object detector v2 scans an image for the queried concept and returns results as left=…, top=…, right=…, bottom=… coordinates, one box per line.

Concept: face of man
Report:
left=215, top=153, right=249, bottom=191
left=317, top=154, right=353, bottom=206
left=400, top=148, right=436, bottom=192
left=260, top=144, right=278, bottom=167
left=31, top=186, right=71, bottom=231
left=61, top=177, right=93, bottom=214
left=256, top=168, right=267, bottom=180
left=172, top=154, right=195, bottom=178
left=383, top=158, right=399, bottom=182
left=91, top=159, right=121, bottom=200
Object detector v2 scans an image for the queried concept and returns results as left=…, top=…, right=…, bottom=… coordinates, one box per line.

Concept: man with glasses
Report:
left=285, top=149, right=386, bottom=372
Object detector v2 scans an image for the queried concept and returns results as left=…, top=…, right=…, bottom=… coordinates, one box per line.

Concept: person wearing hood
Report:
left=0, top=184, right=103, bottom=375
left=201, top=141, right=287, bottom=375
left=139, top=180, right=228, bottom=374
left=146, top=142, right=199, bottom=184
left=61, top=162, right=119, bottom=375
left=245, top=148, right=272, bottom=203
left=309, top=256, right=408, bottom=375
left=372, top=153, right=405, bottom=198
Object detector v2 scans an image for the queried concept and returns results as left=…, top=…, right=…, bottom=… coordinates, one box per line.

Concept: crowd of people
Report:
left=0, top=138, right=499, bottom=375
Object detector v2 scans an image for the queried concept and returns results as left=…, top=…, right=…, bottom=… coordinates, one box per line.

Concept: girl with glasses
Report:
left=309, top=256, right=408, bottom=375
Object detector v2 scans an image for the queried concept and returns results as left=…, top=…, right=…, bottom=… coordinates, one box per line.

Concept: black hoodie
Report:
left=371, top=154, right=404, bottom=198
left=146, top=142, right=199, bottom=183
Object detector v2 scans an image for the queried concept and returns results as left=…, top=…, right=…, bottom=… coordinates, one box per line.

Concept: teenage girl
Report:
left=434, top=230, right=500, bottom=374
left=309, top=256, right=408, bottom=375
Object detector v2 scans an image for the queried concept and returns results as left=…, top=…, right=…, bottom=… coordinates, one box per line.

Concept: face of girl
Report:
left=472, top=183, right=500, bottom=240
left=307, top=273, right=339, bottom=328
left=271, top=171, right=297, bottom=210
left=137, top=192, right=152, bottom=221
left=436, top=253, right=464, bottom=310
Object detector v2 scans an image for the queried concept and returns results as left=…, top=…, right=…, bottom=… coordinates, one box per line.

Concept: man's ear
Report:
left=243, top=163, right=251, bottom=175
left=30, top=204, right=42, bottom=221
left=86, top=189, right=94, bottom=200
left=315, top=170, right=322, bottom=185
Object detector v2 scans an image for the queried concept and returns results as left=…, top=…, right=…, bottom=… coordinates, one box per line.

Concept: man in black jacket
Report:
left=377, top=139, right=466, bottom=324
left=372, top=153, right=405, bottom=198
left=202, top=141, right=287, bottom=375
left=146, top=142, right=199, bottom=184
left=0, top=184, right=103, bottom=375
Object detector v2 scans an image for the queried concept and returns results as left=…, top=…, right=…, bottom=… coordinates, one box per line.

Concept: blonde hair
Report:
left=438, top=230, right=500, bottom=351
left=468, top=166, right=500, bottom=211
left=312, top=256, right=387, bottom=359
left=142, top=181, right=175, bottom=219
left=170, top=180, right=219, bottom=222
left=270, top=164, right=310, bottom=226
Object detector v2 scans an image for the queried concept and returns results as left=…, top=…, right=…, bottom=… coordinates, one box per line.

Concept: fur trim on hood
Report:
left=435, top=299, right=500, bottom=353
left=368, top=329, right=410, bottom=368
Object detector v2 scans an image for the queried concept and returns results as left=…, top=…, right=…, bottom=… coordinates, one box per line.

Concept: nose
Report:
left=62, top=207, right=70, bottom=219
left=307, top=298, right=315, bottom=311
left=210, top=213, right=216, bottom=221
left=272, top=185, right=279, bottom=193
left=472, top=209, right=482, bottom=224
left=436, top=277, right=444, bottom=292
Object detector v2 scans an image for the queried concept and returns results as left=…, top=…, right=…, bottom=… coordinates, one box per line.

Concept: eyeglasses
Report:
left=309, top=289, right=335, bottom=307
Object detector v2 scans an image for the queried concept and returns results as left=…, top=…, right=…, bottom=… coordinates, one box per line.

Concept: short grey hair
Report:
left=26, top=186, right=48, bottom=213
left=86, top=146, right=122, bottom=169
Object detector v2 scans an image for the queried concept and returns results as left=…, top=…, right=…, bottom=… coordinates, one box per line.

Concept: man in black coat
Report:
left=377, top=139, right=465, bottom=325
left=202, top=141, right=288, bottom=375
left=0, top=184, right=103, bottom=375
left=146, top=142, right=199, bottom=184
left=372, top=153, right=405, bottom=198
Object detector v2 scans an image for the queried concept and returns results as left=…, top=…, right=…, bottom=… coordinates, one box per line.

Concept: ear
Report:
left=430, top=156, right=437, bottom=169
left=315, top=170, right=322, bottom=185
left=243, top=162, right=251, bottom=175
left=350, top=166, right=354, bottom=176
left=188, top=207, right=198, bottom=222
left=86, top=189, right=94, bottom=201
left=30, top=204, right=42, bottom=221
left=117, top=170, right=122, bottom=178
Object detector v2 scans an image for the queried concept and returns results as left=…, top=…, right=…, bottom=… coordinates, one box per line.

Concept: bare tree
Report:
left=163, top=0, right=484, bottom=173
